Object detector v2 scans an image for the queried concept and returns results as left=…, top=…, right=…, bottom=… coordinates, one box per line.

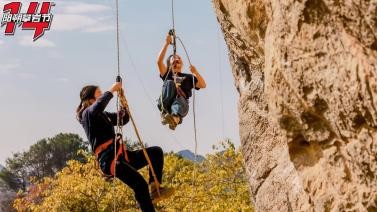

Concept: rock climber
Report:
left=76, top=82, right=174, bottom=211
left=157, top=32, right=207, bottom=130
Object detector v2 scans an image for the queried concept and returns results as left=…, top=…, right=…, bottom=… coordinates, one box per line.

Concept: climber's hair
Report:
left=166, top=54, right=182, bottom=71
left=76, top=85, right=98, bottom=122
left=166, top=54, right=174, bottom=72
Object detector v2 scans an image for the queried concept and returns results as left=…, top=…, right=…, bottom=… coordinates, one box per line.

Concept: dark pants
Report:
left=158, top=80, right=189, bottom=118
left=100, top=146, right=164, bottom=212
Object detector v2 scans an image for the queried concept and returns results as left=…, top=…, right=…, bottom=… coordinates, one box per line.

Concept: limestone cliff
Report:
left=212, top=0, right=377, bottom=211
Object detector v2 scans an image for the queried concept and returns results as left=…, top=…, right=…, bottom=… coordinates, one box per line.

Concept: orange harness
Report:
left=95, top=138, right=129, bottom=176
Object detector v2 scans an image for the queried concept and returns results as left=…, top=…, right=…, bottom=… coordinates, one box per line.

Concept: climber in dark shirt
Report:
left=157, top=32, right=207, bottom=130
left=76, top=83, right=174, bottom=212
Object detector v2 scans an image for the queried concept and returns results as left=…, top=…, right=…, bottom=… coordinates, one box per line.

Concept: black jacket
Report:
left=81, top=91, right=129, bottom=153
left=160, top=72, right=199, bottom=99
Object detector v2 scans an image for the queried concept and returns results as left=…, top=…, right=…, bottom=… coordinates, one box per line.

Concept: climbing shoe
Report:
left=172, top=115, right=181, bottom=125
left=167, top=115, right=180, bottom=130
left=150, top=184, right=175, bottom=204
left=168, top=122, right=176, bottom=130
left=163, top=114, right=177, bottom=129
left=161, top=113, right=169, bottom=125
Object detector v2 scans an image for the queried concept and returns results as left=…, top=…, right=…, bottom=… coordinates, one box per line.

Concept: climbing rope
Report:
left=119, top=91, right=161, bottom=198
left=112, top=1, right=161, bottom=211
left=175, top=35, right=198, bottom=212
left=158, top=0, right=176, bottom=113
left=165, top=1, right=199, bottom=163
left=159, top=0, right=178, bottom=113
left=112, top=1, right=204, bottom=210
left=171, top=0, right=176, bottom=56
left=114, top=0, right=121, bottom=210
left=169, top=1, right=199, bottom=211
left=118, top=30, right=190, bottom=151
left=107, top=2, right=190, bottom=158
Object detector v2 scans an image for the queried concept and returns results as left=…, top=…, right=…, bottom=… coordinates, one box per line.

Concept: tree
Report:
left=1, top=133, right=88, bottom=191
left=13, top=141, right=253, bottom=211
left=160, top=139, right=252, bottom=211
left=0, top=169, right=21, bottom=191
left=0, top=170, right=17, bottom=212
left=0, top=188, right=16, bottom=212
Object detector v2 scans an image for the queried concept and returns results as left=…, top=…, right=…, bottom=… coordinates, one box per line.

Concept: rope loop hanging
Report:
left=112, top=1, right=161, bottom=211
left=168, top=1, right=199, bottom=211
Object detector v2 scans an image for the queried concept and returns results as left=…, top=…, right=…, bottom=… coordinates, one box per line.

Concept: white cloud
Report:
left=53, top=14, right=96, bottom=31
left=0, top=60, right=36, bottom=79
left=52, top=1, right=114, bottom=33
left=0, top=1, right=114, bottom=33
left=53, top=14, right=114, bottom=33
left=49, top=51, right=64, bottom=59
left=57, top=77, right=69, bottom=83
left=16, top=72, right=36, bottom=79
left=0, top=62, right=20, bottom=75
left=61, top=2, right=111, bottom=14
left=84, top=25, right=114, bottom=33
left=19, top=36, right=56, bottom=48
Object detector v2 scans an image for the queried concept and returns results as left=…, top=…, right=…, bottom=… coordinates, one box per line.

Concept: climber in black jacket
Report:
left=76, top=82, right=174, bottom=212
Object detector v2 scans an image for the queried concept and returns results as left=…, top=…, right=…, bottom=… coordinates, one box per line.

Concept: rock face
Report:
left=212, top=0, right=377, bottom=211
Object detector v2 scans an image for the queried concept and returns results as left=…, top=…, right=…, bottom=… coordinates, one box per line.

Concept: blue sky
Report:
left=0, top=0, right=239, bottom=164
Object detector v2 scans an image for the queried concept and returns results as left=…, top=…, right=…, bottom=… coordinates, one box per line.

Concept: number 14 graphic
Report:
left=2, top=2, right=54, bottom=41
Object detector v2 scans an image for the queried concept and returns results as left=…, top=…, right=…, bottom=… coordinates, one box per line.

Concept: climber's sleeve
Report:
left=193, top=75, right=200, bottom=90
left=160, top=71, right=171, bottom=81
left=87, top=91, right=113, bottom=115
left=104, top=109, right=130, bottom=126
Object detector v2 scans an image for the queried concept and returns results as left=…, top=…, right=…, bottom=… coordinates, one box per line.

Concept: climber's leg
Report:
left=115, top=158, right=155, bottom=212
left=127, top=146, right=164, bottom=184
left=157, top=80, right=177, bottom=113
left=171, top=96, right=189, bottom=123
left=127, top=147, right=175, bottom=203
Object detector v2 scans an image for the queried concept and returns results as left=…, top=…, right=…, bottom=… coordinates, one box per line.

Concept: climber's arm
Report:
left=104, top=110, right=130, bottom=126
left=190, top=65, right=206, bottom=89
left=157, top=33, right=172, bottom=77
left=87, top=83, right=122, bottom=115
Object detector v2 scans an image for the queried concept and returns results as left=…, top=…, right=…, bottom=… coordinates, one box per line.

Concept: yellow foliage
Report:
left=14, top=142, right=253, bottom=212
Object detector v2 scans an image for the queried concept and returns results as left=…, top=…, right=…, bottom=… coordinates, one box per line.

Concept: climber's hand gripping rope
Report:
left=168, top=29, right=177, bottom=55
left=116, top=76, right=128, bottom=109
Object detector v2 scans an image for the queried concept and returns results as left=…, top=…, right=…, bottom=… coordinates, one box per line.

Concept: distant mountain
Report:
left=0, top=164, right=4, bottom=172
left=177, top=150, right=205, bottom=163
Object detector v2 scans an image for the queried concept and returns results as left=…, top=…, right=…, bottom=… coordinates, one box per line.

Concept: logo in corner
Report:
left=1, top=2, right=55, bottom=41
